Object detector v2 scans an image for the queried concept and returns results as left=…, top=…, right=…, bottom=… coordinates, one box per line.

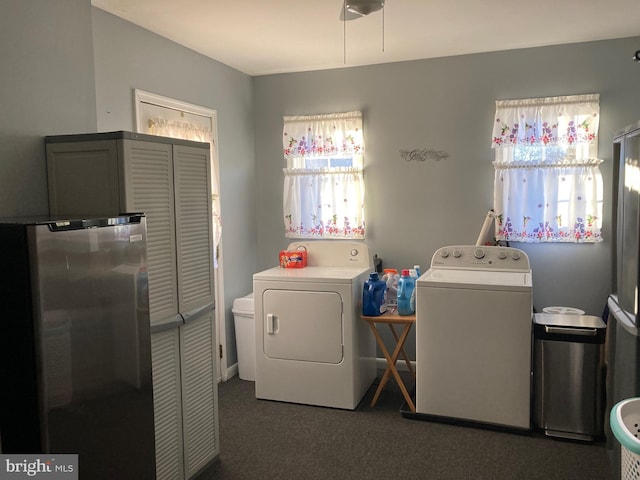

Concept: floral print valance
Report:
left=282, top=111, right=365, bottom=239
left=491, top=93, right=603, bottom=244
left=491, top=94, right=600, bottom=149
left=283, top=111, right=364, bottom=161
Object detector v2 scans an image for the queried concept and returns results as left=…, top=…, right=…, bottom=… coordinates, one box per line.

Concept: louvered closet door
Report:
left=173, top=144, right=218, bottom=477
left=121, top=139, right=183, bottom=480
left=180, top=313, right=218, bottom=477
left=150, top=329, right=184, bottom=480
left=173, top=144, right=215, bottom=313
left=121, top=139, right=179, bottom=327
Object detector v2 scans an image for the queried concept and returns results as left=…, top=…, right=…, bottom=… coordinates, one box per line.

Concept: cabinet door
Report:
left=121, top=140, right=184, bottom=480
left=151, top=329, right=184, bottom=480
left=173, top=145, right=219, bottom=476
left=46, top=140, right=120, bottom=217
left=172, top=144, right=215, bottom=315
left=180, top=312, right=219, bottom=478
left=121, top=139, right=180, bottom=328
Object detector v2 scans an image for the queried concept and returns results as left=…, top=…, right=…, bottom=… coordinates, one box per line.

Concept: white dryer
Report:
left=415, top=245, right=533, bottom=430
left=253, top=241, right=376, bottom=410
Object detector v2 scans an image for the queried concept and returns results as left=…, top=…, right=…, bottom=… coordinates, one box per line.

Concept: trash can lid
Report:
left=542, top=306, right=585, bottom=315
left=534, top=313, right=606, bottom=329
left=232, top=292, right=254, bottom=314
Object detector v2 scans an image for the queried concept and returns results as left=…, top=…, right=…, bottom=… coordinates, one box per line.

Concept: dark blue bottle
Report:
left=363, top=272, right=387, bottom=316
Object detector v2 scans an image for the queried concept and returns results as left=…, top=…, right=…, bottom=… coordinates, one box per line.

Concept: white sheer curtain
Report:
left=149, top=118, right=210, bottom=143
left=282, top=112, right=365, bottom=239
left=148, top=117, right=223, bottom=262
left=491, top=94, right=603, bottom=243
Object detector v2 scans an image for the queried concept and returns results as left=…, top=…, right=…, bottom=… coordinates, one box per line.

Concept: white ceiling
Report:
left=92, top=0, right=640, bottom=76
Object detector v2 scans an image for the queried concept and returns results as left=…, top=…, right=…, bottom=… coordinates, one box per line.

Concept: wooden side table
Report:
left=362, top=311, right=416, bottom=412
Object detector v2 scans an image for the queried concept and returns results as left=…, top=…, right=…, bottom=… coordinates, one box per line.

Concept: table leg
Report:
left=387, top=323, right=416, bottom=379
left=368, top=321, right=416, bottom=412
left=368, top=322, right=389, bottom=407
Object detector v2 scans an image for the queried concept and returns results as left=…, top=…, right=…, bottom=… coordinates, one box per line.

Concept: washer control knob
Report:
left=452, top=249, right=462, bottom=258
left=498, top=251, right=507, bottom=259
left=350, top=249, right=358, bottom=257
left=511, top=251, right=521, bottom=260
left=440, top=249, right=449, bottom=258
left=474, top=248, right=485, bottom=259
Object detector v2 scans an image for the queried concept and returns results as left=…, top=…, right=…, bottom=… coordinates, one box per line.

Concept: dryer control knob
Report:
left=474, top=248, right=485, bottom=259
left=511, top=251, right=521, bottom=260
left=440, top=249, right=449, bottom=258
left=498, top=251, right=507, bottom=259
left=452, top=249, right=462, bottom=258
left=350, top=248, right=359, bottom=256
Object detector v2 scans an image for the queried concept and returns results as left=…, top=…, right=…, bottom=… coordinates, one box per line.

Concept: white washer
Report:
left=415, top=245, right=533, bottom=430
left=253, top=241, right=376, bottom=409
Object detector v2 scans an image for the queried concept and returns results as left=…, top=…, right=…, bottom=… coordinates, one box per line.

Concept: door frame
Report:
left=133, top=88, right=228, bottom=382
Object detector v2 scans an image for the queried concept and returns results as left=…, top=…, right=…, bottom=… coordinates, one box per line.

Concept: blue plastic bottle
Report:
left=363, top=272, right=387, bottom=316
left=397, top=269, right=416, bottom=316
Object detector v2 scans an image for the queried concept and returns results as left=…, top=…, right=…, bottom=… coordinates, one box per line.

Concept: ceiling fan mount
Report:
left=339, top=0, right=386, bottom=64
left=340, top=0, right=385, bottom=21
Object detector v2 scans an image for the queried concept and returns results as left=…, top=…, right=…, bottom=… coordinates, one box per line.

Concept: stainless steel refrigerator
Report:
left=607, top=121, right=640, bottom=478
left=0, top=214, right=156, bottom=479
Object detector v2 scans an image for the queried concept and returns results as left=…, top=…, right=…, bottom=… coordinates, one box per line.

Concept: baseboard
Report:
left=223, top=358, right=415, bottom=383
left=376, top=357, right=416, bottom=372
left=217, top=362, right=239, bottom=383
left=226, top=363, right=238, bottom=380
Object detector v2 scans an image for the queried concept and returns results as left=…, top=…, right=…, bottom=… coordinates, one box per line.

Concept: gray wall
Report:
left=2, top=0, right=639, bottom=366
left=255, top=37, right=640, bottom=359
left=0, top=0, right=97, bottom=217
left=0, top=4, right=257, bottom=369
left=91, top=8, right=257, bottom=368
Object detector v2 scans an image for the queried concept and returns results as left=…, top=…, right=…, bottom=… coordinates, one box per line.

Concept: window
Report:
left=491, top=94, right=603, bottom=243
left=282, top=111, right=365, bottom=239
left=134, top=89, right=222, bottom=264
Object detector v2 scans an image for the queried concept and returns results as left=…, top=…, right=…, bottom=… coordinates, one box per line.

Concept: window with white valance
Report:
left=491, top=94, right=603, bottom=243
left=282, top=111, right=365, bottom=238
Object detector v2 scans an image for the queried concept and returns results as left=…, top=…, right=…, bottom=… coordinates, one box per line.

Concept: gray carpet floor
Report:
left=198, top=372, right=614, bottom=480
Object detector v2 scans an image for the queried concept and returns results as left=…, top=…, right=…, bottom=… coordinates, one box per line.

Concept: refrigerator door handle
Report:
left=150, top=314, right=185, bottom=334
left=544, top=326, right=598, bottom=336
left=181, top=302, right=215, bottom=325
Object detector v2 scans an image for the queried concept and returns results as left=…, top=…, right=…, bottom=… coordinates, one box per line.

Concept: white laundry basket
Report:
left=611, top=398, right=640, bottom=479
left=232, top=293, right=255, bottom=381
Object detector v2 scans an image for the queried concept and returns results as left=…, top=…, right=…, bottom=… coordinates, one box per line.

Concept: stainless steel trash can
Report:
left=533, top=313, right=607, bottom=441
